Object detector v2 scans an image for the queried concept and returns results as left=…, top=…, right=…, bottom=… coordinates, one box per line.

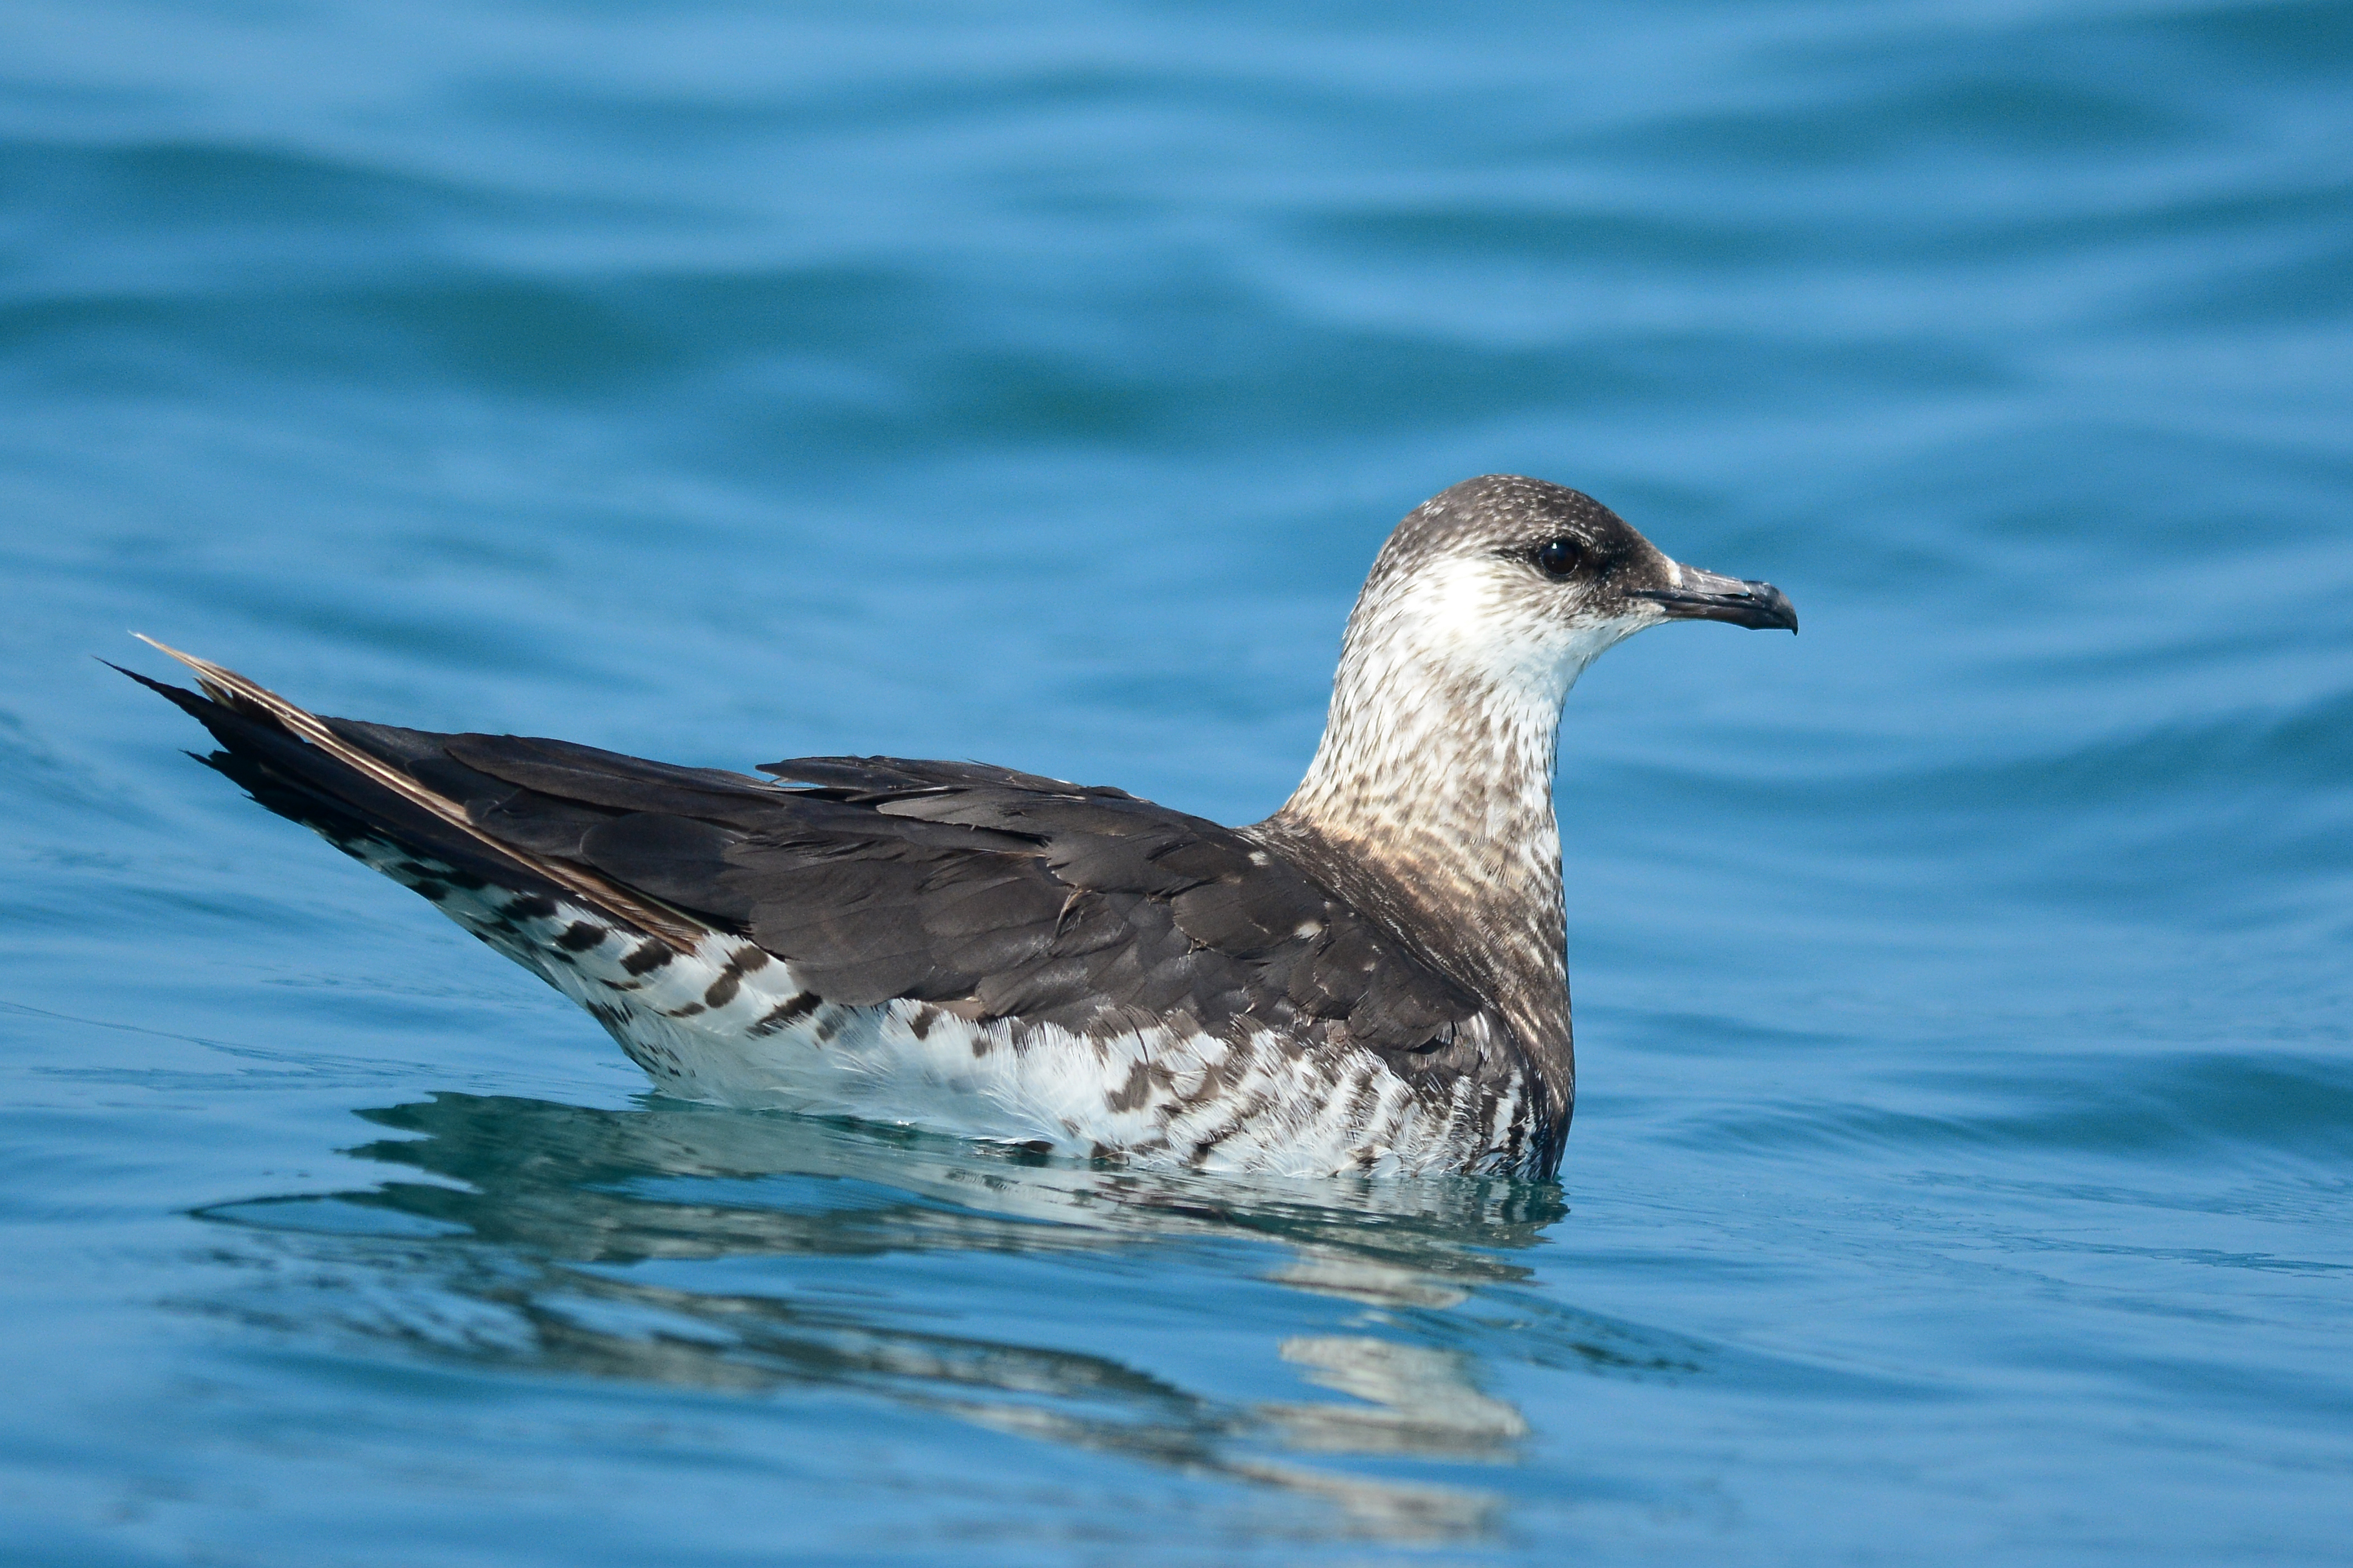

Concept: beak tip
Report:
left=1632, top=573, right=1798, bottom=633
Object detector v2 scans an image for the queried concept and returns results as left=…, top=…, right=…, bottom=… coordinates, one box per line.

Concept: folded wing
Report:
left=440, top=736, right=1481, bottom=1054
left=132, top=651, right=1489, bottom=1061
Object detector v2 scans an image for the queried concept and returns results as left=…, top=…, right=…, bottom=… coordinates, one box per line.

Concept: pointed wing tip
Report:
left=101, top=657, right=174, bottom=692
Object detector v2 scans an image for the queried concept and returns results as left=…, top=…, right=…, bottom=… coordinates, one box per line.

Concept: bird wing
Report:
left=440, top=736, right=1485, bottom=1054
left=126, top=646, right=1488, bottom=1057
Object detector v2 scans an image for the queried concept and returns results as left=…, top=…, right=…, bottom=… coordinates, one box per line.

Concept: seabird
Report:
left=125, top=475, right=1794, bottom=1179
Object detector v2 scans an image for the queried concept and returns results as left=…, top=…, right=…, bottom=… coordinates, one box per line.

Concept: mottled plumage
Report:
left=128, top=475, right=1794, bottom=1178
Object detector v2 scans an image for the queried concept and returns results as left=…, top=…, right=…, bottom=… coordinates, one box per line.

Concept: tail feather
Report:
left=119, top=638, right=706, bottom=950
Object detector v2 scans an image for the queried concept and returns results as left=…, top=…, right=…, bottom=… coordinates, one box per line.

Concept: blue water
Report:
left=5, top=1, right=2350, bottom=1561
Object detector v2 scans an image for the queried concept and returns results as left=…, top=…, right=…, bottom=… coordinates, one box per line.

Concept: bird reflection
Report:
left=199, top=1092, right=1568, bottom=1540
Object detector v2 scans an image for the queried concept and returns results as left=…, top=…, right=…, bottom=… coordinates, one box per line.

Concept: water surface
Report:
left=3, top=2, right=2350, bottom=1562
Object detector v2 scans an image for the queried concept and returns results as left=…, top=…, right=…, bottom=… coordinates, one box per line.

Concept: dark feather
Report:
left=532, top=742, right=1492, bottom=1052
left=131, top=673, right=1501, bottom=1064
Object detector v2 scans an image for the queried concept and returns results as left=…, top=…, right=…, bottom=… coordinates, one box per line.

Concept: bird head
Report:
left=1344, top=474, right=1797, bottom=711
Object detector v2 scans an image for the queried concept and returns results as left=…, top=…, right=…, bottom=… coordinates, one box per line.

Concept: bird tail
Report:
left=116, top=637, right=704, bottom=950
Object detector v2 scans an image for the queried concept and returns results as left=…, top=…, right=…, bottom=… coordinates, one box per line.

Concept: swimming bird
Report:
left=127, top=475, right=1794, bottom=1179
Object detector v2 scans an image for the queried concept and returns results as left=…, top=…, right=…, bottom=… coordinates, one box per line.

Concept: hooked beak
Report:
left=1629, top=563, right=1799, bottom=633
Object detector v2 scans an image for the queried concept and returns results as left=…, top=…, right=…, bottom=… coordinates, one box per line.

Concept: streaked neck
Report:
left=1259, top=618, right=1581, bottom=1110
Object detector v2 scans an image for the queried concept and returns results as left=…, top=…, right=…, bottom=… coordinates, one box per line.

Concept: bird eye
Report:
left=1533, top=537, right=1581, bottom=580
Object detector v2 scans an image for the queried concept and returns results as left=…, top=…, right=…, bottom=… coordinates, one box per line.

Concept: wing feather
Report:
left=133, top=662, right=1499, bottom=1063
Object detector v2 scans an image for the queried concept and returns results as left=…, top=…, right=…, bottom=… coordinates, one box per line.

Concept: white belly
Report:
left=354, top=837, right=1532, bottom=1176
